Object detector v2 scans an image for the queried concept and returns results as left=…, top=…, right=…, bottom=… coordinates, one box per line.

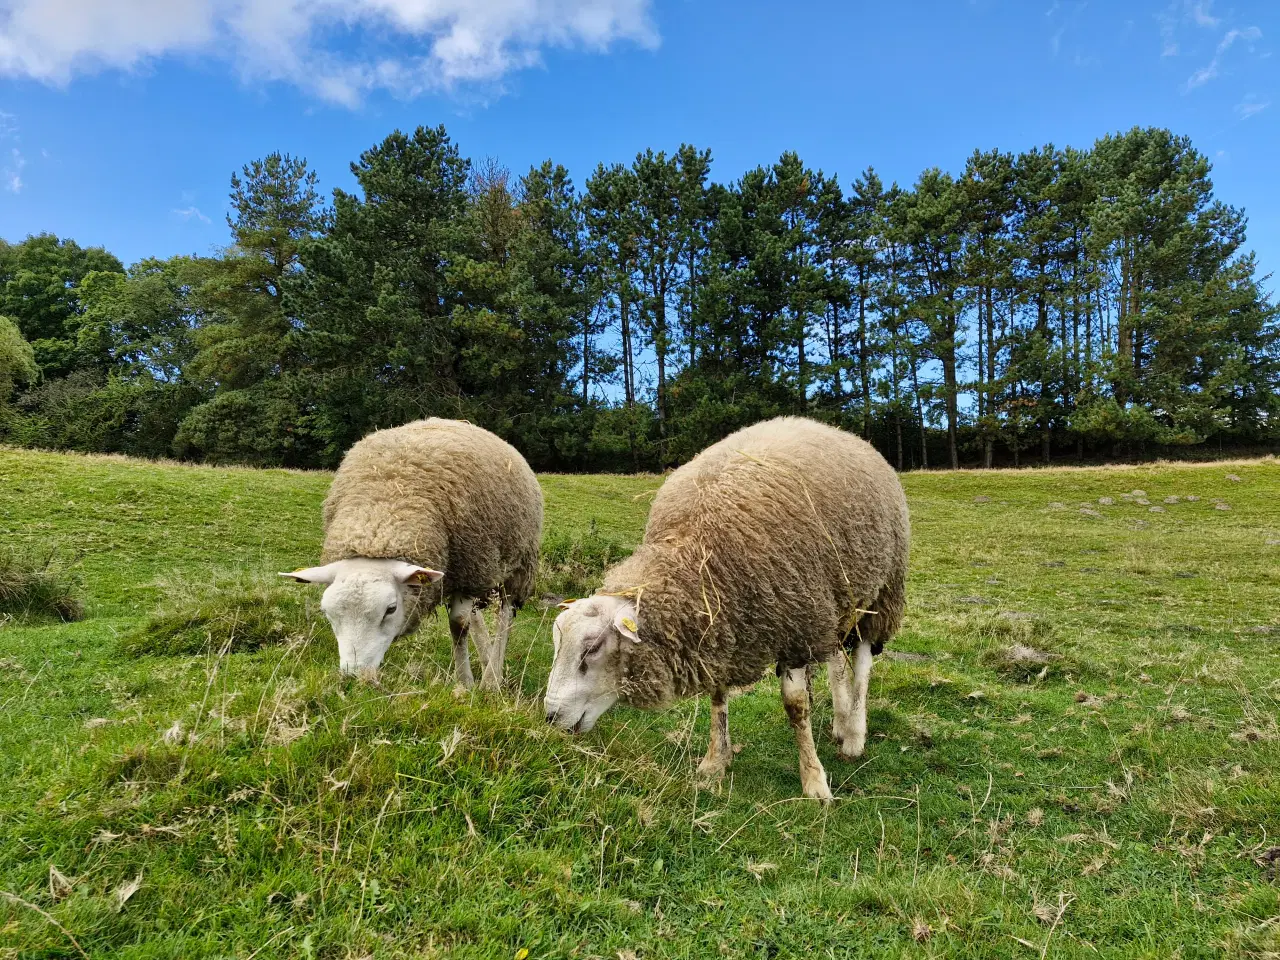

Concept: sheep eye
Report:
left=384, top=604, right=398, bottom=619
left=580, top=634, right=605, bottom=665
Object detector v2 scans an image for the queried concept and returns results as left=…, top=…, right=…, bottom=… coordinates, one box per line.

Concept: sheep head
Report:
left=544, top=594, right=638, bottom=734
left=280, top=558, right=443, bottom=677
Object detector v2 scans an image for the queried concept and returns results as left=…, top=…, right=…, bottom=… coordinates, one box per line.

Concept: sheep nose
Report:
left=545, top=710, right=558, bottom=725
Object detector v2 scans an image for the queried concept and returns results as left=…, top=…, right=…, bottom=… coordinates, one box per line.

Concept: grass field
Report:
left=1, top=447, right=1278, bottom=959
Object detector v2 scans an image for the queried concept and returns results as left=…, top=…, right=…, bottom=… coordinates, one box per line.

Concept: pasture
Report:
left=1, top=448, right=1278, bottom=959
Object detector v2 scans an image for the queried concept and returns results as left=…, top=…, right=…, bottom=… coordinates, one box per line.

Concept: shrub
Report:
left=122, top=567, right=319, bottom=656
left=0, top=546, right=84, bottom=623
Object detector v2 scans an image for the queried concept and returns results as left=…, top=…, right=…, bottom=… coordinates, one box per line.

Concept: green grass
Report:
left=0, top=546, right=83, bottom=625
left=1, top=446, right=1278, bottom=959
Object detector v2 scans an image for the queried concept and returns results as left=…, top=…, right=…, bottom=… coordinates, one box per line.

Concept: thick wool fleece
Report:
left=602, top=416, right=909, bottom=709
left=320, top=418, right=543, bottom=625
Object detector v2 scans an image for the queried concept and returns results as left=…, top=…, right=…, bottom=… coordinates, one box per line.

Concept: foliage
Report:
left=4, top=125, right=1277, bottom=471
left=536, top=523, right=633, bottom=598
left=0, top=315, right=37, bottom=426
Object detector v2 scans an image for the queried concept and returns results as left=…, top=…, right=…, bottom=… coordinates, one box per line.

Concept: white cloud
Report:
left=173, top=206, right=212, bottom=224
left=1218, top=25, right=1262, bottom=53
left=1185, top=62, right=1217, bottom=88
left=1235, top=95, right=1270, bottom=119
left=0, top=0, right=658, bottom=106
left=1184, top=24, right=1262, bottom=90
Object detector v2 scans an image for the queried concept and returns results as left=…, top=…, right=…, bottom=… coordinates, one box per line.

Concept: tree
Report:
left=287, top=126, right=470, bottom=463
left=0, top=235, right=124, bottom=376
left=898, top=170, right=966, bottom=468
left=0, top=314, right=37, bottom=408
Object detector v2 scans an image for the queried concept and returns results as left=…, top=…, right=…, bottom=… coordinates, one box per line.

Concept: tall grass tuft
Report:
left=0, top=546, right=84, bottom=623
left=121, top=567, right=319, bottom=656
left=537, top=522, right=633, bottom=598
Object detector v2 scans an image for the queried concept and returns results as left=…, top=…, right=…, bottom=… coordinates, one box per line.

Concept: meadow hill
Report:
left=0, top=124, right=1275, bottom=473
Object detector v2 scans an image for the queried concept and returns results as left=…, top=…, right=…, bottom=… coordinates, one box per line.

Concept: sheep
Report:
left=282, top=418, right=544, bottom=686
left=544, top=416, right=909, bottom=800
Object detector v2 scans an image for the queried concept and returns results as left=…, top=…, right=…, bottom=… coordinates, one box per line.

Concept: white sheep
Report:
left=544, top=416, right=909, bottom=800
left=283, top=418, right=543, bottom=686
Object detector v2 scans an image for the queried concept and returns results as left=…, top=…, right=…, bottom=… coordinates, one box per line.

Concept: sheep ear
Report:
left=613, top=603, right=641, bottom=643
left=556, top=598, right=580, bottom=611
left=279, top=565, right=339, bottom=585
left=398, top=565, right=444, bottom=585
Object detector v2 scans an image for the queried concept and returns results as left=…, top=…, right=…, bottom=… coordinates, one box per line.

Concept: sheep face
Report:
left=280, top=559, right=443, bottom=677
left=544, top=595, right=638, bottom=734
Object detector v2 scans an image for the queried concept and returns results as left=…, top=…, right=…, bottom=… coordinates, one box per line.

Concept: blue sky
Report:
left=0, top=0, right=1276, bottom=286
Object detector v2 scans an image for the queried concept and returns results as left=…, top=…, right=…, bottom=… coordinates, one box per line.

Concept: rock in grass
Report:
left=1214, top=503, right=1232, bottom=512
left=1098, top=497, right=1115, bottom=506
left=1226, top=474, right=1242, bottom=483
left=1080, top=508, right=1102, bottom=518
left=1149, top=506, right=1166, bottom=513
left=1164, top=496, right=1180, bottom=504
left=1185, top=495, right=1201, bottom=502
left=973, top=495, right=992, bottom=504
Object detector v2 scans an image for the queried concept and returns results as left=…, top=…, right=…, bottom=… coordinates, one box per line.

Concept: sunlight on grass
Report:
left=0, top=448, right=1277, bottom=958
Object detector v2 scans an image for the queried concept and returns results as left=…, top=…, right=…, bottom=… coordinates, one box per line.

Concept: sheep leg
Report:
left=781, top=666, right=833, bottom=802
left=828, top=651, right=854, bottom=749
left=471, top=609, right=499, bottom=691
left=696, top=690, right=732, bottom=779
left=447, top=596, right=476, bottom=689
left=845, top=638, right=873, bottom=758
left=830, top=640, right=872, bottom=759
left=482, top=593, right=515, bottom=691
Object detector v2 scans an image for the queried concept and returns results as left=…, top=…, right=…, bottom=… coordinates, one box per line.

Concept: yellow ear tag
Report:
left=621, top=616, right=638, bottom=633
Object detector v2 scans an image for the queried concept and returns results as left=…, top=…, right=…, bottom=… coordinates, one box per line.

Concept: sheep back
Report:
left=603, top=416, right=909, bottom=708
left=320, top=418, right=544, bottom=607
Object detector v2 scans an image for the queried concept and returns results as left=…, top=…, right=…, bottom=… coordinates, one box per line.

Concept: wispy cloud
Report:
left=173, top=206, right=211, bottom=224
left=1184, top=24, right=1262, bottom=90
left=1186, top=0, right=1219, bottom=29
left=0, top=0, right=658, bottom=107
left=5, top=147, right=24, bottom=193
left=1160, top=0, right=1230, bottom=57
left=0, top=112, right=20, bottom=192
left=1234, top=94, right=1270, bottom=119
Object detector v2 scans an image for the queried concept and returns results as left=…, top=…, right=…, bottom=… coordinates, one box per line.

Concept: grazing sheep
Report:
left=283, top=418, right=543, bottom=686
left=544, top=416, right=909, bottom=800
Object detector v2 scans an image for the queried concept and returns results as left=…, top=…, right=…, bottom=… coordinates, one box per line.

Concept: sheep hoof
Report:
left=803, top=780, right=835, bottom=804
left=696, top=758, right=731, bottom=782
left=837, top=741, right=866, bottom=761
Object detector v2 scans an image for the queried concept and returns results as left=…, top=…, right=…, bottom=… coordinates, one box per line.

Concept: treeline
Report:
left=0, top=125, right=1276, bottom=472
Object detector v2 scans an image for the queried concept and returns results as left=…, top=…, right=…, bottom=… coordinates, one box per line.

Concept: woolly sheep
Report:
left=282, top=418, right=544, bottom=685
left=544, top=416, right=909, bottom=800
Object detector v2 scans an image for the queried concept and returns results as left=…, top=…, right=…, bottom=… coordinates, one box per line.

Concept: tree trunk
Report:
left=858, top=278, right=871, bottom=438
left=620, top=286, right=637, bottom=471
left=1116, top=250, right=1133, bottom=404
left=941, top=297, right=959, bottom=470
left=909, top=356, right=928, bottom=470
